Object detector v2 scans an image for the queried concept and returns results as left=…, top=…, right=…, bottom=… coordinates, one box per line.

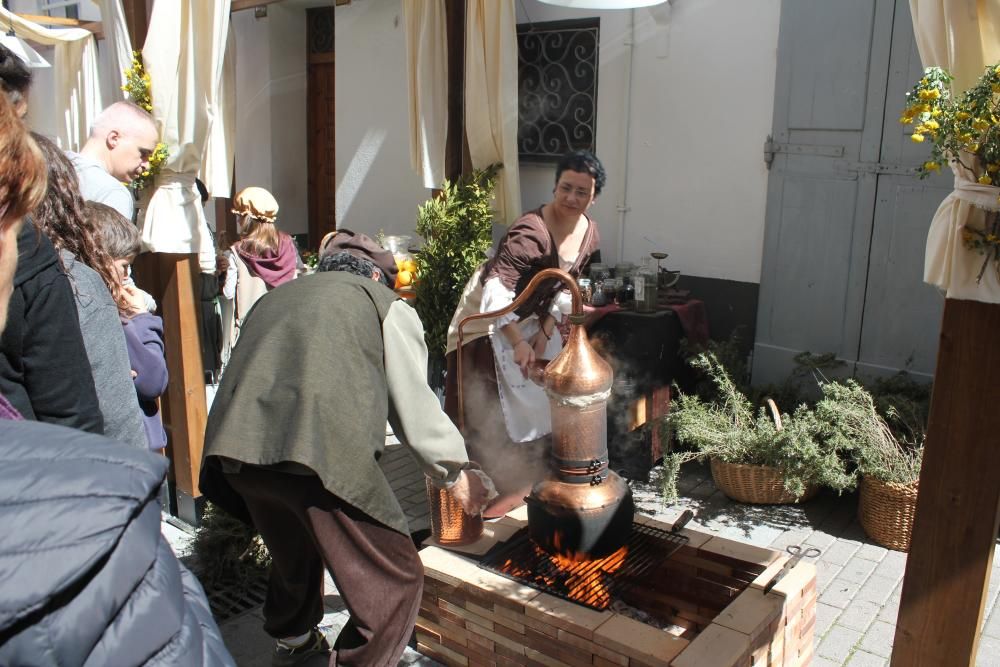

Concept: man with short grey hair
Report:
left=68, top=100, right=159, bottom=220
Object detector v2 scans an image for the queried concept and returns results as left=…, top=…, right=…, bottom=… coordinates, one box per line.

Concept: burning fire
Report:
left=499, top=535, right=630, bottom=609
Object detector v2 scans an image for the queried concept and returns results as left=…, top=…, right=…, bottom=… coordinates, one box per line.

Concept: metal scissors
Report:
left=763, top=544, right=821, bottom=593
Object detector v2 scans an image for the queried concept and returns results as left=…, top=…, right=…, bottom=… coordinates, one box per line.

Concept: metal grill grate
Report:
left=203, top=571, right=269, bottom=622
left=479, top=522, right=688, bottom=611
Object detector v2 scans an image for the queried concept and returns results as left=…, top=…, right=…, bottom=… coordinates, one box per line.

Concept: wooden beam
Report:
left=157, top=255, right=208, bottom=504
left=444, top=0, right=467, bottom=181
left=15, top=13, right=81, bottom=26
left=121, top=0, right=147, bottom=51
left=892, top=298, right=1000, bottom=665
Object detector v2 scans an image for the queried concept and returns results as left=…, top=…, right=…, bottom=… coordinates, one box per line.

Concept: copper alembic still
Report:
left=457, top=268, right=635, bottom=559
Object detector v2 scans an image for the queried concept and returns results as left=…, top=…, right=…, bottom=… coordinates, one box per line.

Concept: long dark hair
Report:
left=30, top=132, right=127, bottom=312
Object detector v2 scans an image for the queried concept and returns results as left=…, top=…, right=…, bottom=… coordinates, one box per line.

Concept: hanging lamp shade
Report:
left=0, top=33, right=49, bottom=68
left=537, top=0, right=668, bottom=8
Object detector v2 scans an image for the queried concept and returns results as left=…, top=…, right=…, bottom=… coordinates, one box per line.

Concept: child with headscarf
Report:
left=219, top=186, right=299, bottom=368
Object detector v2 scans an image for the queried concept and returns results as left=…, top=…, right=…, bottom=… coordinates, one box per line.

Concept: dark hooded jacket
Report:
left=0, top=220, right=103, bottom=431
left=0, top=419, right=235, bottom=667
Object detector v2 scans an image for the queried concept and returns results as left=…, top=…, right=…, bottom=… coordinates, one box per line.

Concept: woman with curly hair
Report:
left=31, top=132, right=146, bottom=449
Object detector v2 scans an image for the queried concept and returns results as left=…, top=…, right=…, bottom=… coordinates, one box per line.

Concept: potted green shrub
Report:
left=663, top=352, right=857, bottom=504
left=413, top=165, right=499, bottom=388
left=817, top=381, right=924, bottom=551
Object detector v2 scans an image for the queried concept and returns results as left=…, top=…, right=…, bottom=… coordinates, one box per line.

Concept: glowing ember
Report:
left=498, top=539, right=630, bottom=608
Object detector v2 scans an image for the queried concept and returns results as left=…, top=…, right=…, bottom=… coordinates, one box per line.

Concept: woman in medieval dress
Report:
left=445, top=150, right=606, bottom=518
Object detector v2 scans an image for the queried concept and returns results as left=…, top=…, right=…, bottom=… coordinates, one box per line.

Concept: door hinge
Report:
left=834, top=161, right=917, bottom=176
left=764, top=135, right=845, bottom=169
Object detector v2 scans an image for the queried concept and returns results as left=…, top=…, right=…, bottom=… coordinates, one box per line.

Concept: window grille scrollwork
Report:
left=517, top=19, right=599, bottom=162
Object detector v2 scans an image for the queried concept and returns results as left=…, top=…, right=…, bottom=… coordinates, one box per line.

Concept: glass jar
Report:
left=633, top=261, right=658, bottom=313
left=589, top=262, right=610, bottom=283
left=614, top=262, right=636, bottom=279
left=603, top=277, right=621, bottom=304
left=577, top=277, right=593, bottom=305
left=617, top=280, right=635, bottom=308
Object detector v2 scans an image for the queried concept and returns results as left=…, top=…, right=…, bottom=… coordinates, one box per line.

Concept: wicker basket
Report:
left=858, top=476, right=919, bottom=552
left=708, top=398, right=819, bottom=505
left=710, top=458, right=819, bottom=504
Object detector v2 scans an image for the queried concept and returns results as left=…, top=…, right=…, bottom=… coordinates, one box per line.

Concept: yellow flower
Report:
left=911, top=133, right=925, bottom=143
left=979, top=173, right=992, bottom=185
left=144, top=104, right=152, bottom=111
left=988, top=234, right=999, bottom=243
left=923, top=119, right=940, bottom=130
left=988, top=164, right=1000, bottom=173
left=899, top=116, right=913, bottom=125
left=972, top=118, right=991, bottom=131
left=923, top=161, right=941, bottom=171
left=931, top=108, right=943, bottom=117
left=957, top=111, right=971, bottom=120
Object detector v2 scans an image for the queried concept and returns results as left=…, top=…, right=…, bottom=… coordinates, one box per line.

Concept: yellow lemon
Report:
left=397, top=270, right=413, bottom=287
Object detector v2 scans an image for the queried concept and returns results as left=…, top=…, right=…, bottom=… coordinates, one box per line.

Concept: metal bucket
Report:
left=426, top=476, right=484, bottom=546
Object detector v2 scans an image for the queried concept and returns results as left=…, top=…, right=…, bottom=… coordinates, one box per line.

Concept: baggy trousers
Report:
left=225, top=465, right=423, bottom=667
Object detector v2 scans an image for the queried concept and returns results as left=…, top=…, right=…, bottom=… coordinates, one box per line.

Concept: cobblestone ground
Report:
left=163, top=440, right=1000, bottom=666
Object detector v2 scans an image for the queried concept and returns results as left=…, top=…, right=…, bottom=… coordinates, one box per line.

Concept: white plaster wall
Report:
left=516, top=0, right=779, bottom=283
left=334, top=0, right=430, bottom=240
left=265, top=4, right=308, bottom=236
left=232, top=7, right=309, bottom=237
left=233, top=9, right=273, bottom=229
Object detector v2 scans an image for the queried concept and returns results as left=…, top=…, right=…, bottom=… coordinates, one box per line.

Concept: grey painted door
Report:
left=753, top=0, right=949, bottom=386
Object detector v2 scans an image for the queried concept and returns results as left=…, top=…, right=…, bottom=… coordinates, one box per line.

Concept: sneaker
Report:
left=272, top=628, right=331, bottom=666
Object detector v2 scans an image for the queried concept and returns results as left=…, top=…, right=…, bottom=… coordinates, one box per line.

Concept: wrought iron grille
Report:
left=517, top=19, right=599, bottom=161
left=480, top=522, right=688, bottom=611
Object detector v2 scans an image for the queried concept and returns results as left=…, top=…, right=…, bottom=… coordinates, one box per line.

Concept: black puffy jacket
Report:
left=0, top=221, right=103, bottom=431
left=0, top=420, right=235, bottom=666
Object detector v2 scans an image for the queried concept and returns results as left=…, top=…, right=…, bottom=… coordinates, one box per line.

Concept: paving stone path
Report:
left=163, top=437, right=1000, bottom=666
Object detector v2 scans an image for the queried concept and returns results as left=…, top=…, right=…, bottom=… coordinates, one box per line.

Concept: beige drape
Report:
left=404, top=0, right=448, bottom=190
left=94, top=0, right=133, bottom=102
left=465, top=0, right=521, bottom=226
left=909, top=0, right=1000, bottom=92
left=138, top=0, right=234, bottom=272
left=912, top=0, right=1000, bottom=301
left=0, top=9, right=100, bottom=150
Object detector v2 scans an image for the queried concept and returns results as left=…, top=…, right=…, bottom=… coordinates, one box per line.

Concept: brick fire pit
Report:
left=416, top=509, right=816, bottom=666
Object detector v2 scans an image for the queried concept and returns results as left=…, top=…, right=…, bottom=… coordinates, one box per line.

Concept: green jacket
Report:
left=202, top=271, right=468, bottom=535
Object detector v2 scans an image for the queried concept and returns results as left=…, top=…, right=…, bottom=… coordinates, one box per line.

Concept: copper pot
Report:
left=426, top=476, right=483, bottom=546
left=456, top=268, right=634, bottom=558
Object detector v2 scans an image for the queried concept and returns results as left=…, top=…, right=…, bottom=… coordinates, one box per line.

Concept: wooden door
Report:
left=754, top=0, right=949, bottom=386
left=308, top=7, right=335, bottom=249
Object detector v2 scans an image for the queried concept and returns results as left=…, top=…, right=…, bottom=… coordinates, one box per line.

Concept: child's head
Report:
left=85, top=201, right=140, bottom=284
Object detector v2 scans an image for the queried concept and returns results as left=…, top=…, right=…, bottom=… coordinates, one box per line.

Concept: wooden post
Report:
left=134, top=253, right=209, bottom=525
left=444, top=0, right=468, bottom=182
left=121, top=0, right=148, bottom=51
left=892, top=298, right=1000, bottom=665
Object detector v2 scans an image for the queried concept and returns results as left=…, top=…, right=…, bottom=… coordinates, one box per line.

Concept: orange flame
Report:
left=497, top=532, right=629, bottom=608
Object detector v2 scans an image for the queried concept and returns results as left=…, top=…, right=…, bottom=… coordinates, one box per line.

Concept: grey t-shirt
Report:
left=60, top=250, right=147, bottom=450
left=67, top=151, right=134, bottom=221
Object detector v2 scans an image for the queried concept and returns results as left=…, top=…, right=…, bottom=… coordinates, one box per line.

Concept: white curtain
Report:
left=465, top=0, right=521, bottom=226
left=912, top=0, right=1000, bottom=301
left=201, top=30, right=236, bottom=200
left=404, top=0, right=448, bottom=190
left=909, top=0, right=1000, bottom=92
left=0, top=9, right=101, bottom=151
left=138, top=0, right=234, bottom=272
left=93, top=0, right=133, bottom=102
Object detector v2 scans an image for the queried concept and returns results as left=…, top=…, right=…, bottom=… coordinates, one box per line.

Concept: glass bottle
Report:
left=634, top=259, right=658, bottom=313
left=591, top=280, right=608, bottom=307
